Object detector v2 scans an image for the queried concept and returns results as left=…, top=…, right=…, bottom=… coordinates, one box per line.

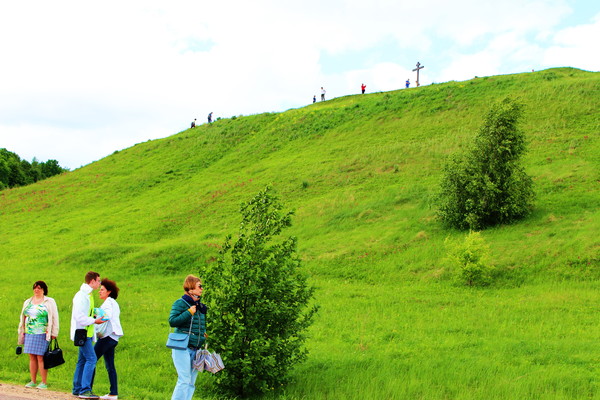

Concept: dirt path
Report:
left=0, top=383, right=73, bottom=400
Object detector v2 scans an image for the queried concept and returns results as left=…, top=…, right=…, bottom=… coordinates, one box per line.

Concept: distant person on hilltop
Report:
left=191, top=119, right=196, bottom=128
left=207, top=112, right=213, bottom=124
left=406, top=79, right=410, bottom=88
left=321, top=87, right=326, bottom=101
left=313, top=95, right=316, bottom=104
left=361, top=83, right=366, bottom=94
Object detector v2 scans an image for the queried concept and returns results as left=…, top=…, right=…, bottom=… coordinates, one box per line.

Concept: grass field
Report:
left=1, top=67, right=598, bottom=399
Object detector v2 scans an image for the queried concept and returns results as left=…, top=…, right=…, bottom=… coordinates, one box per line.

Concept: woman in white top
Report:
left=17, top=281, right=59, bottom=390
left=91, top=279, right=123, bottom=400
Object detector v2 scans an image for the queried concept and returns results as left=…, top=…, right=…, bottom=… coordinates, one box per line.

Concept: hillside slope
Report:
left=1, top=67, right=597, bottom=277
left=1, top=67, right=598, bottom=399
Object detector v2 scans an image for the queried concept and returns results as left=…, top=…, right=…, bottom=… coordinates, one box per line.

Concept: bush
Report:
left=204, top=186, right=318, bottom=397
left=446, top=231, right=493, bottom=286
left=436, top=98, right=535, bottom=230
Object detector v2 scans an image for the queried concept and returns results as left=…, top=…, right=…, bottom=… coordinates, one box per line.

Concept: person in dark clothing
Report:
left=168, top=275, right=207, bottom=400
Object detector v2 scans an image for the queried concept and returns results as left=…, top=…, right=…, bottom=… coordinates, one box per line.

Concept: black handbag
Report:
left=44, top=338, right=65, bottom=369
left=74, top=329, right=87, bottom=346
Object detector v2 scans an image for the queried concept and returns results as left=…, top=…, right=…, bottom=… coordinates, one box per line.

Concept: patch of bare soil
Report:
left=0, top=383, right=73, bottom=400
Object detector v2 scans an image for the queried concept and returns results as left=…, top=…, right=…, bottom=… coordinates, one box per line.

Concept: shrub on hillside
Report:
left=446, top=231, right=493, bottom=286
left=204, top=186, right=318, bottom=398
left=436, top=98, right=535, bottom=230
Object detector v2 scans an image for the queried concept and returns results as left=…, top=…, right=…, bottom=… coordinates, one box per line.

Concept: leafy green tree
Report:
left=40, top=159, right=65, bottom=178
left=19, top=159, right=35, bottom=185
left=446, top=231, right=493, bottom=286
left=0, top=158, right=9, bottom=190
left=29, top=159, right=43, bottom=183
left=7, top=157, right=27, bottom=187
left=437, top=98, right=535, bottom=230
left=0, top=148, right=68, bottom=190
left=204, top=186, right=318, bottom=398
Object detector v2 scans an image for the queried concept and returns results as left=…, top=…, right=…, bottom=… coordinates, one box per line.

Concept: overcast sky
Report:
left=1, top=0, right=598, bottom=170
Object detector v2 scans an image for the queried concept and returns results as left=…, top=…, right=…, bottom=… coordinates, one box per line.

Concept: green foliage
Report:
left=437, top=98, right=535, bottom=229
left=0, top=148, right=69, bottom=190
left=204, top=186, right=318, bottom=398
left=446, top=231, right=493, bottom=286
left=0, top=68, right=597, bottom=399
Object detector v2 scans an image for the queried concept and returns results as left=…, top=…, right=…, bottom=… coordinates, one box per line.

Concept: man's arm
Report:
left=72, top=293, right=95, bottom=327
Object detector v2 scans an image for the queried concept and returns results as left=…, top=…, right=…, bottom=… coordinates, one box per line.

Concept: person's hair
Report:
left=101, top=279, right=119, bottom=300
left=32, top=281, right=48, bottom=296
left=183, top=275, right=202, bottom=292
left=84, top=271, right=100, bottom=284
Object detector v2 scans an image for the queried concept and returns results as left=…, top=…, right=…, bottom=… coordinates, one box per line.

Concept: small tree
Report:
left=446, top=231, right=493, bottom=286
left=437, top=98, right=535, bottom=230
left=204, top=186, right=318, bottom=398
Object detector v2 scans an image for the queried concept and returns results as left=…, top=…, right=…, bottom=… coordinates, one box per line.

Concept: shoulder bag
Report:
left=167, top=314, right=194, bottom=350
left=74, top=329, right=87, bottom=346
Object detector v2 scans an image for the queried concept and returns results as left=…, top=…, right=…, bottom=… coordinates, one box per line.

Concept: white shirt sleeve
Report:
left=73, top=292, right=95, bottom=327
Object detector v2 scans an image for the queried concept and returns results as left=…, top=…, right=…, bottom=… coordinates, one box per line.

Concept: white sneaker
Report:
left=100, top=395, right=118, bottom=400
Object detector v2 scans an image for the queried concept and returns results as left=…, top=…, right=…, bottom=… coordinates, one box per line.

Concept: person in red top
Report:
left=361, top=83, right=366, bottom=94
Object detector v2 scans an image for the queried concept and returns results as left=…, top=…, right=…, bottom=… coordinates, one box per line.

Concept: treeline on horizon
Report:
left=0, top=148, right=68, bottom=190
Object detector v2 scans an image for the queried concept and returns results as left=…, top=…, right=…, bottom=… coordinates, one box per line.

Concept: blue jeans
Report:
left=73, top=338, right=97, bottom=395
left=171, top=348, right=199, bottom=400
left=92, top=337, right=119, bottom=395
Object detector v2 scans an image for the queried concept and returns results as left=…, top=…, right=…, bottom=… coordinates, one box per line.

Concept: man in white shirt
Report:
left=71, top=271, right=105, bottom=399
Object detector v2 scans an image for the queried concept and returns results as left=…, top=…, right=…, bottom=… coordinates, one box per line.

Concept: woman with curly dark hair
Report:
left=91, top=279, right=123, bottom=400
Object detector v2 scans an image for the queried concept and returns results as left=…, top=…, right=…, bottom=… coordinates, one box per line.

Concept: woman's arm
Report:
left=168, top=300, right=192, bottom=328
left=47, top=298, right=59, bottom=339
left=73, top=292, right=95, bottom=327
left=101, top=298, right=114, bottom=320
left=17, top=298, right=30, bottom=344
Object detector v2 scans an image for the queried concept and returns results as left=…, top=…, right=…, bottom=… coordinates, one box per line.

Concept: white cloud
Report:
left=0, top=0, right=596, bottom=169
left=543, top=12, right=600, bottom=70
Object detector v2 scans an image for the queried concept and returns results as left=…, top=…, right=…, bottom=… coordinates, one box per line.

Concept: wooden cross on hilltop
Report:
left=412, top=62, right=424, bottom=87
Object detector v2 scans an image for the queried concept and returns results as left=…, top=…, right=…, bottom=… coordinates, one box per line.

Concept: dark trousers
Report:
left=92, top=337, right=119, bottom=395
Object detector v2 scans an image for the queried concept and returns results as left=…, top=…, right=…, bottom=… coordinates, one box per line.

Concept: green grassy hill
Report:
left=1, top=67, right=598, bottom=399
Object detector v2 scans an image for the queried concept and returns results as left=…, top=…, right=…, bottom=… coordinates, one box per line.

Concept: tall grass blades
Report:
left=0, top=68, right=598, bottom=399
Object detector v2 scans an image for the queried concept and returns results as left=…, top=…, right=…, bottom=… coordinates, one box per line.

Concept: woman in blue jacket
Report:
left=168, top=275, right=207, bottom=400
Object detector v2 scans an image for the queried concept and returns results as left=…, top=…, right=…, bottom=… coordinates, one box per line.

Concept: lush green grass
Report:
left=0, top=67, right=598, bottom=399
